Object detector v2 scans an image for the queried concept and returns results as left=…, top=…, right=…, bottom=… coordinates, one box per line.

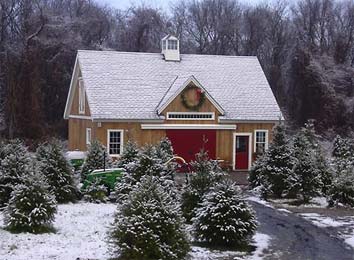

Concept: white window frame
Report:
left=166, top=112, right=215, bottom=121
left=254, top=130, right=269, bottom=153
left=107, top=129, right=124, bottom=157
left=78, top=78, right=85, bottom=114
left=168, top=39, right=178, bottom=50
left=86, top=128, right=91, bottom=145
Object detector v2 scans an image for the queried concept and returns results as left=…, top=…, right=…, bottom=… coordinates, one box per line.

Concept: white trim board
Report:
left=232, top=132, right=253, bottom=171
left=166, top=112, right=215, bottom=121
left=141, top=124, right=236, bottom=130
left=68, top=115, right=93, bottom=120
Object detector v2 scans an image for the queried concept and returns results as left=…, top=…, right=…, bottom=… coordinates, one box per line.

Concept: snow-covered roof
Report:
left=67, top=50, right=282, bottom=121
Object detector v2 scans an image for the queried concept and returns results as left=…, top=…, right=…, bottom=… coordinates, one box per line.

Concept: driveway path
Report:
left=250, top=201, right=354, bottom=260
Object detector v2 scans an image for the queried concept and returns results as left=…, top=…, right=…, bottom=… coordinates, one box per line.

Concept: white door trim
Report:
left=232, top=132, right=253, bottom=171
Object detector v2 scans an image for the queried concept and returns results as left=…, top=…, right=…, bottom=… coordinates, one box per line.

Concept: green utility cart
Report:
left=66, top=151, right=86, bottom=171
left=81, top=168, right=123, bottom=192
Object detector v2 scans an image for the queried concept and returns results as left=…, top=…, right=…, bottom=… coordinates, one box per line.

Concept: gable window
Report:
left=162, top=40, right=166, bottom=50
left=167, top=112, right=215, bottom=120
left=168, top=40, right=178, bottom=50
left=107, top=130, right=123, bottom=156
left=78, top=78, right=85, bottom=114
left=86, top=128, right=91, bottom=145
left=254, top=130, right=268, bottom=154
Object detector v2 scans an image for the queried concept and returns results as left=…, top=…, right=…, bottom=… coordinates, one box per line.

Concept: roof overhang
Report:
left=141, top=124, right=236, bottom=130
left=157, top=75, right=225, bottom=115
left=63, top=55, right=80, bottom=119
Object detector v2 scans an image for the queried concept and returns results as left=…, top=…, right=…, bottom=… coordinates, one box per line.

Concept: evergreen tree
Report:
left=81, top=140, right=111, bottom=181
left=288, top=122, right=324, bottom=202
left=193, top=179, right=257, bottom=247
left=0, top=140, right=32, bottom=208
left=181, top=149, right=225, bottom=222
left=249, top=122, right=294, bottom=198
left=36, top=140, right=78, bottom=203
left=82, top=178, right=109, bottom=203
left=4, top=171, right=57, bottom=233
left=156, top=137, right=174, bottom=162
left=116, top=140, right=139, bottom=168
left=115, top=142, right=176, bottom=201
left=110, top=176, right=190, bottom=260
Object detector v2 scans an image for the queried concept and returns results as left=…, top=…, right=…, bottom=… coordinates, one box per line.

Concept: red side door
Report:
left=235, top=136, right=249, bottom=170
left=166, top=130, right=216, bottom=162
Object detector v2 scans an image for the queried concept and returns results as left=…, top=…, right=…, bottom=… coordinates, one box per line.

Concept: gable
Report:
left=69, top=78, right=91, bottom=117
left=157, top=76, right=225, bottom=116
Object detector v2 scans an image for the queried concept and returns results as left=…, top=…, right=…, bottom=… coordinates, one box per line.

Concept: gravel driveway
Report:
left=250, top=201, right=354, bottom=260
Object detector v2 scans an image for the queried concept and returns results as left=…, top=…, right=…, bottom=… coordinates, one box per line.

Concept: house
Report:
left=63, top=35, right=283, bottom=171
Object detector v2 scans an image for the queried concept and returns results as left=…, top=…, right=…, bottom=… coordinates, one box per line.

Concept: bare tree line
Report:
left=0, top=0, right=353, bottom=141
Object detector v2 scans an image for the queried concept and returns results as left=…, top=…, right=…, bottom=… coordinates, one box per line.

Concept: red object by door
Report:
left=166, top=130, right=216, bottom=162
left=235, top=136, right=249, bottom=170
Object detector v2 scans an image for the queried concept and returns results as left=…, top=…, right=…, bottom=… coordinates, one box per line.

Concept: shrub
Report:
left=83, top=178, right=109, bottom=203
left=193, top=179, right=257, bottom=247
left=4, top=172, right=57, bottom=233
left=181, top=149, right=225, bottom=222
left=328, top=167, right=354, bottom=207
left=110, top=176, right=190, bottom=260
left=36, top=139, right=78, bottom=203
left=0, top=140, right=32, bottom=208
left=81, top=140, right=111, bottom=181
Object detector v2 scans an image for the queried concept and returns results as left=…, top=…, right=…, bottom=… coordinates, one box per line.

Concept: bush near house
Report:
left=193, top=179, right=257, bottom=248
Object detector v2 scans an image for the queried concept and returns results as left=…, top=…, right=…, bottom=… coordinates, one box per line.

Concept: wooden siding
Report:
left=70, top=78, right=91, bottom=117
left=68, top=118, right=94, bottom=150
left=161, top=92, right=221, bottom=124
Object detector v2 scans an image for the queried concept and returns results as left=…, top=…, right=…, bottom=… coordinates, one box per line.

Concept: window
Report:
left=86, top=128, right=91, bottom=145
left=107, top=130, right=123, bottom=156
left=162, top=40, right=166, bottom=50
left=78, top=78, right=85, bottom=114
left=166, top=112, right=215, bottom=120
left=254, top=130, right=268, bottom=154
left=168, top=40, right=178, bottom=50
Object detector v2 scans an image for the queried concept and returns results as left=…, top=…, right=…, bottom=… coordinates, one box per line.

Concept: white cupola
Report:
left=161, top=35, right=180, bottom=61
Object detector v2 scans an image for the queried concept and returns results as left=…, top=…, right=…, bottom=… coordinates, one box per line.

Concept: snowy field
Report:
left=0, top=202, right=270, bottom=260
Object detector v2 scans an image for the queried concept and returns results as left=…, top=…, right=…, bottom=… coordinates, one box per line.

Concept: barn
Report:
left=63, top=35, right=282, bottom=171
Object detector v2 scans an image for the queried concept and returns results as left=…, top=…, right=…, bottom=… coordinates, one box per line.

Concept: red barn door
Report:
left=166, top=130, right=216, bottom=162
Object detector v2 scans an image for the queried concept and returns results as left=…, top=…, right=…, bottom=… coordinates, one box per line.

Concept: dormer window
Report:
left=78, top=78, right=85, bottom=114
left=168, top=40, right=178, bottom=50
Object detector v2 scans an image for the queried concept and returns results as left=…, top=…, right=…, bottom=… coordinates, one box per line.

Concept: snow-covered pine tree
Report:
left=114, top=141, right=177, bottom=202
left=156, top=137, right=174, bottom=162
left=116, top=140, right=139, bottom=168
left=249, top=122, right=293, bottom=198
left=0, top=140, right=32, bottom=208
left=181, top=149, right=225, bottom=222
left=193, top=179, right=257, bottom=247
left=82, top=178, right=109, bottom=203
left=4, top=170, right=57, bottom=233
left=81, top=140, right=111, bottom=181
left=289, top=122, right=324, bottom=202
left=110, top=176, right=190, bottom=260
left=36, top=139, right=78, bottom=203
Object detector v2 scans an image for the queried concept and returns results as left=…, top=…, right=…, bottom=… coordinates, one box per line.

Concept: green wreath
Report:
left=180, top=86, right=205, bottom=111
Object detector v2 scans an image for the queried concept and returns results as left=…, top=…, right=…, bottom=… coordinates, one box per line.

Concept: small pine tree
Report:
left=116, top=140, right=139, bottom=168
left=193, top=179, right=257, bottom=247
left=110, top=176, right=190, bottom=260
left=0, top=140, right=32, bottom=208
left=249, top=122, right=294, bottom=198
left=156, top=137, right=174, bottom=162
left=81, top=140, right=111, bottom=181
left=288, top=122, right=324, bottom=202
left=82, top=178, right=109, bottom=203
left=181, top=149, right=225, bottom=222
left=4, top=171, right=57, bottom=233
left=36, top=140, right=78, bottom=203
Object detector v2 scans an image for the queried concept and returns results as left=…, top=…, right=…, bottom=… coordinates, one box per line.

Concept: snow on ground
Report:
left=190, top=233, right=271, bottom=260
left=1, top=202, right=271, bottom=260
left=247, top=196, right=274, bottom=209
left=299, top=212, right=354, bottom=249
left=269, top=197, right=328, bottom=209
left=0, top=202, right=116, bottom=260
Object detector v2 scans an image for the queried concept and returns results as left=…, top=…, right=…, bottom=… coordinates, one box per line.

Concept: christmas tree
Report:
left=193, top=179, right=257, bottom=247
left=116, top=140, right=139, bottom=168
left=4, top=171, right=57, bottom=233
left=81, top=140, right=111, bottom=181
left=249, top=122, right=294, bottom=198
left=82, top=178, right=109, bottom=203
left=110, top=176, right=190, bottom=260
left=36, top=139, right=78, bottom=203
left=0, top=140, right=32, bottom=208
